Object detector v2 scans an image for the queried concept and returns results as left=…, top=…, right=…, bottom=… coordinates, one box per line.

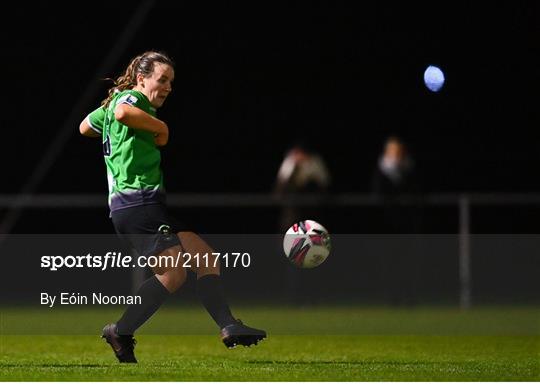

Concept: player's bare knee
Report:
left=202, top=253, right=221, bottom=275
left=177, top=231, right=215, bottom=254
left=187, top=252, right=219, bottom=277
left=177, top=231, right=218, bottom=275
left=157, top=268, right=186, bottom=292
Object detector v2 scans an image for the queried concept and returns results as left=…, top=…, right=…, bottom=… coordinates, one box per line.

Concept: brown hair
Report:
left=101, top=51, right=174, bottom=108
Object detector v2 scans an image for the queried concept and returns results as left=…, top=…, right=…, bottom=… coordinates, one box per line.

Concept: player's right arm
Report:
left=80, top=107, right=105, bottom=138
left=79, top=120, right=101, bottom=137
left=114, top=104, right=169, bottom=146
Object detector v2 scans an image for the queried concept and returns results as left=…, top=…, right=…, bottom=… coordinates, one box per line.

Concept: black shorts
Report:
left=111, top=203, right=187, bottom=256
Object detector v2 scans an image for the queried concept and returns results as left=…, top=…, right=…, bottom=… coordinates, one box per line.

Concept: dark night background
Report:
left=2, top=1, right=540, bottom=233
left=0, top=2, right=538, bottom=304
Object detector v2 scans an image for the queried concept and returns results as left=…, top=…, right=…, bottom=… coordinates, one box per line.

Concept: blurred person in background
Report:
left=371, top=135, right=423, bottom=305
left=275, top=143, right=331, bottom=229
left=372, top=135, right=420, bottom=198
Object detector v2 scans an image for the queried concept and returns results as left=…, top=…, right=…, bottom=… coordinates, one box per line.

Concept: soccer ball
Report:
left=283, top=220, right=331, bottom=268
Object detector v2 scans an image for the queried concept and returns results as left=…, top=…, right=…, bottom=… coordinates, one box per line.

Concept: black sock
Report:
left=116, top=275, right=170, bottom=335
left=197, top=274, right=236, bottom=329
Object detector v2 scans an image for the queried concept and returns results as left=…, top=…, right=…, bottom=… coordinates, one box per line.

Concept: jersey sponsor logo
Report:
left=118, top=94, right=138, bottom=106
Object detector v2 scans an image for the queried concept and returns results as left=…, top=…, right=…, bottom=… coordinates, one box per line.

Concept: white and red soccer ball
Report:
left=283, top=220, right=331, bottom=268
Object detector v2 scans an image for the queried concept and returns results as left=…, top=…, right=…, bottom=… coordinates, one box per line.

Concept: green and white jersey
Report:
left=86, top=90, right=165, bottom=212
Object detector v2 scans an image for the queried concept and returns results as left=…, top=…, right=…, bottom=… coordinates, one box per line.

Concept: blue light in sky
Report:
left=424, top=65, right=445, bottom=92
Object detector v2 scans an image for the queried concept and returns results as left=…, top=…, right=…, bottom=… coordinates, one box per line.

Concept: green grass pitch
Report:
left=1, top=306, right=538, bottom=381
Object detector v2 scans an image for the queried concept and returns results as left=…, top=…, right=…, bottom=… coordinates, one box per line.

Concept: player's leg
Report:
left=177, top=231, right=233, bottom=326
left=116, top=245, right=186, bottom=334
left=177, top=231, right=267, bottom=348
left=104, top=205, right=186, bottom=363
left=103, top=244, right=187, bottom=363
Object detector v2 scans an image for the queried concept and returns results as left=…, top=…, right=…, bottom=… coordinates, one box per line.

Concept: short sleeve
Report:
left=86, top=107, right=106, bottom=134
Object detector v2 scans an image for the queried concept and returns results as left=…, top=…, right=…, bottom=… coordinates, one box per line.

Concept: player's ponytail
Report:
left=101, top=51, right=174, bottom=108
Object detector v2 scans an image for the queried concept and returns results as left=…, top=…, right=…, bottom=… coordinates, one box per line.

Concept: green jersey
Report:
left=86, top=90, right=165, bottom=212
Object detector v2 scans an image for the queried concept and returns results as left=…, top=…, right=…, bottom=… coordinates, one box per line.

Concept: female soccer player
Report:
left=79, top=51, right=265, bottom=363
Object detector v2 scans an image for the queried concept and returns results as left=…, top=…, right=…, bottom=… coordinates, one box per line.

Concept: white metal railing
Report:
left=2, top=192, right=540, bottom=309
left=3, top=192, right=540, bottom=207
